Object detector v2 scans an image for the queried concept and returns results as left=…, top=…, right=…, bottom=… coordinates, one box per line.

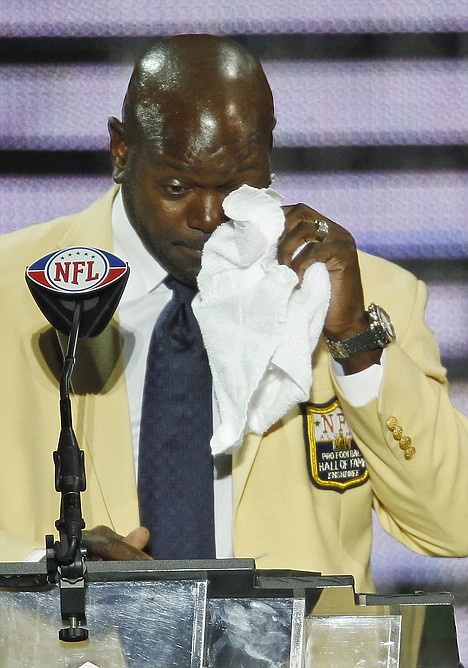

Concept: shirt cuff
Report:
left=24, top=548, right=46, bottom=562
left=331, top=349, right=386, bottom=407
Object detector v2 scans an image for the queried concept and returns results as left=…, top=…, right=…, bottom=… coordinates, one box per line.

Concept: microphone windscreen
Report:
left=26, top=246, right=129, bottom=337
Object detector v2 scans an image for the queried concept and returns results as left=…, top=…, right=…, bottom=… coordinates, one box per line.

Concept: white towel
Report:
left=193, top=184, right=331, bottom=455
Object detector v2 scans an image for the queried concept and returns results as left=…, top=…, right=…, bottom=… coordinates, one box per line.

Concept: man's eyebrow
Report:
left=144, top=155, right=193, bottom=172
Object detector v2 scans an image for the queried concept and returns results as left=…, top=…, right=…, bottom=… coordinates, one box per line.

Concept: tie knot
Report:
left=164, top=275, right=197, bottom=305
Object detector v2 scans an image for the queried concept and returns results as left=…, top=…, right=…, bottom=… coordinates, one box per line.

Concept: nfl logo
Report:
left=26, top=247, right=128, bottom=294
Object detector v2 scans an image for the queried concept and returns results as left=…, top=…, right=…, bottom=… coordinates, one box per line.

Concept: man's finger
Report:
left=123, top=526, right=150, bottom=551
left=82, top=525, right=153, bottom=561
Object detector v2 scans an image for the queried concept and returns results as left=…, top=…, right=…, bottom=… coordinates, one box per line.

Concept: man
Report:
left=1, top=34, right=467, bottom=592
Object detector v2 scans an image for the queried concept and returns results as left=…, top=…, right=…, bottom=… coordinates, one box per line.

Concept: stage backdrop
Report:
left=1, top=0, right=468, bottom=662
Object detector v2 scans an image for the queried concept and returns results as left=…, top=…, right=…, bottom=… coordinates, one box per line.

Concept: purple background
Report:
left=1, top=0, right=468, bottom=661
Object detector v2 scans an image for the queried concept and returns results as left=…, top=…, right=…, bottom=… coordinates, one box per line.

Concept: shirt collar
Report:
left=111, top=188, right=167, bottom=302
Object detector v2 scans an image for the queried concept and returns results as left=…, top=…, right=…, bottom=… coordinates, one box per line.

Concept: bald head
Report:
left=122, top=34, right=275, bottom=154
left=108, top=35, right=276, bottom=286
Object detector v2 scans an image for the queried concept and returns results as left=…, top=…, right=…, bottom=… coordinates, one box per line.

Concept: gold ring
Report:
left=315, top=220, right=329, bottom=242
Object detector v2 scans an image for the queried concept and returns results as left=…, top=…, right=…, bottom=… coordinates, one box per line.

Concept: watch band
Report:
left=324, top=304, right=395, bottom=359
left=325, top=328, right=384, bottom=359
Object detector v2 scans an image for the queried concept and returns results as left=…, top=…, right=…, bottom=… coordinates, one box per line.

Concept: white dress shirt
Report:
left=112, top=190, right=234, bottom=557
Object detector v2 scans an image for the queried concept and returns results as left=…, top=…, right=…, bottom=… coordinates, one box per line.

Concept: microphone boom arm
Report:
left=47, top=299, right=89, bottom=642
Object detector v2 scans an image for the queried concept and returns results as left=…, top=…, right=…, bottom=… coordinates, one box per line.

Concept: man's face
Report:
left=111, top=115, right=272, bottom=287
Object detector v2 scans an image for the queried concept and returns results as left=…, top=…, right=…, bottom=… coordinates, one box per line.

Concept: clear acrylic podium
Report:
left=0, top=559, right=460, bottom=667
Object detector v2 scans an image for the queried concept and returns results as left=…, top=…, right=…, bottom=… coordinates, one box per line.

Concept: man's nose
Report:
left=188, top=191, right=228, bottom=234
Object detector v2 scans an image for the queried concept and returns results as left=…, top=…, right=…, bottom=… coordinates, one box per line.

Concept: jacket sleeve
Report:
left=333, top=275, right=468, bottom=557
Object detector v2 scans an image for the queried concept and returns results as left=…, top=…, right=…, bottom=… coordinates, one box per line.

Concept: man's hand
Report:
left=278, top=203, right=382, bottom=373
left=82, top=525, right=153, bottom=560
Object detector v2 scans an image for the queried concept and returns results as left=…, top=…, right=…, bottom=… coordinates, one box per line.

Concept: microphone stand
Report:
left=46, top=299, right=89, bottom=642
left=26, top=246, right=129, bottom=642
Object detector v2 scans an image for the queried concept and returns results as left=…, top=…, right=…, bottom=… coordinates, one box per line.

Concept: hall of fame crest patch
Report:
left=302, top=398, right=369, bottom=493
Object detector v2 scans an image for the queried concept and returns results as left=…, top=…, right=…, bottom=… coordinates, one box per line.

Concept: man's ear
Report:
left=108, top=117, right=128, bottom=184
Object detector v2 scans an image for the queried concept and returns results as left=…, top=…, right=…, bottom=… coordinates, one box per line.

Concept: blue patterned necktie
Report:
left=137, top=276, right=216, bottom=559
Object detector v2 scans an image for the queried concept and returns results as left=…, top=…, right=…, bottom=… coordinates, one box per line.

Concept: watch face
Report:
left=370, top=304, right=396, bottom=343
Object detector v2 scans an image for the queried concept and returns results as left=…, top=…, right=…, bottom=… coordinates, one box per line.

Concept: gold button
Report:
left=399, top=436, right=412, bottom=450
left=386, top=417, right=398, bottom=431
left=392, top=426, right=403, bottom=440
left=404, top=446, right=416, bottom=460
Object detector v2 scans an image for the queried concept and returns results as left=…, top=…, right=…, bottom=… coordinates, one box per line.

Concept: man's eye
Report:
left=164, top=183, right=189, bottom=195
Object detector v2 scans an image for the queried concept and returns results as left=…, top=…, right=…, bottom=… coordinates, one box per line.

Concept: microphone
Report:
left=25, top=246, right=129, bottom=642
left=25, top=246, right=129, bottom=337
